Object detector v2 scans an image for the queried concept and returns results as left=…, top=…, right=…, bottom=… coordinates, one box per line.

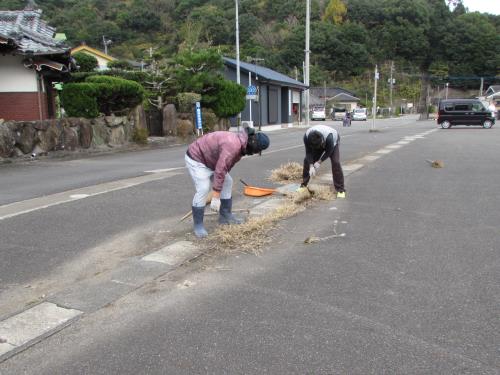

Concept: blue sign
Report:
left=195, top=102, right=202, bottom=130
left=247, top=85, right=257, bottom=95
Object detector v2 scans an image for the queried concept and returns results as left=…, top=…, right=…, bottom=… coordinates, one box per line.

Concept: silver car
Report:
left=352, top=108, right=367, bottom=121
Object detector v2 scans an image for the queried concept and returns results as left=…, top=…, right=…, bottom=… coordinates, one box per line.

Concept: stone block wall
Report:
left=0, top=114, right=135, bottom=159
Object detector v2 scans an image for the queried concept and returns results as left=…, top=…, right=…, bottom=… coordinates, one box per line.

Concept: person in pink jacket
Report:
left=185, top=128, right=270, bottom=238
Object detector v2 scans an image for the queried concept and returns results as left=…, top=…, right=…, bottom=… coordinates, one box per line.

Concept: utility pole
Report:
left=102, top=35, right=112, bottom=55
left=479, top=77, right=484, bottom=97
left=323, top=80, right=326, bottom=109
left=372, top=64, right=378, bottom=131
left=235, top=0, right=241, bottom=130
left=248, top=71, right=252, bottom=124
left=445, top=82, right=449, bottom=99
left=304, top=0, right=310, bottom=127
left=389, top=61, right=394, bottom=117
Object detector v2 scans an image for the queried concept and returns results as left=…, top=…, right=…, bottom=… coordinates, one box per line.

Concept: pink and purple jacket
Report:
left=187, top=131, right=248, bottom=192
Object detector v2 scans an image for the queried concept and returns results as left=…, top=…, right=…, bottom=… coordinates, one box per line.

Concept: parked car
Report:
left=332, top=107, right=346, bottom=121
left=352, top=108, right=367, bottom=121
left=437, top=99, right=495, bottom=129
left=311, top=106, right=326, bottom=121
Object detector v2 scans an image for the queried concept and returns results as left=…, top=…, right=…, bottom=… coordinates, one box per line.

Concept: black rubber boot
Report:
left=192, top=206, right=208, bottom=238
left=219, top=198, right=243, bottom=225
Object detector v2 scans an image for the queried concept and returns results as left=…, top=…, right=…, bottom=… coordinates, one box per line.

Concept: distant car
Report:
left=438, top=99, right=495, bottom=129
left=352, top=108, right=367, bottom=121
left=311, top=107, right=326, bottom=121
left=332, top=108, right=346, bottom=121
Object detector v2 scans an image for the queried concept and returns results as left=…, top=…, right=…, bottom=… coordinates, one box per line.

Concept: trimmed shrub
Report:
left=176, top=92, right=201, bottom=113
left=61, top=76, right=145, bottom=117
left=73, top=52, right=98, bottom=72
left=61, top=83, right=99, bottom=118
left=86, top=75, right=145, bottom=115
left=202, top=79, right=246, bottom=119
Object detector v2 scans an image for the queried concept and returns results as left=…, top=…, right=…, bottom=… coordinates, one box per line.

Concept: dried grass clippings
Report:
left=206, top=199, right=303, bottom=255
left=269, top=162, right=303, bottom=183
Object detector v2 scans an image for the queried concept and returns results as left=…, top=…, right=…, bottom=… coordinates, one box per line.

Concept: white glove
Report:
left=210, top=196, right=221, bottom=212
left=309, top=165, right=316, bottom=177
left=313, top=161, right=321, bottom=171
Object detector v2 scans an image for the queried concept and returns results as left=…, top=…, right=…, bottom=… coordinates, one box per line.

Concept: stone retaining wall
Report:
left=0, top=114, right=135, bottom=159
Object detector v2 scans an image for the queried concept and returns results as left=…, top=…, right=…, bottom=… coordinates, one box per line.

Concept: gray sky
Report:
left=461, top=0, right=500, bottom=15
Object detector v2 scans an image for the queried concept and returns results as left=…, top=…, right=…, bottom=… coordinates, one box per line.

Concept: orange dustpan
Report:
left=240, top=179, right=278, bottom=197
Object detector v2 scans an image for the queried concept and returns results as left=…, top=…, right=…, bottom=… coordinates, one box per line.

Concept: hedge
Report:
left=60, top=76, right=145, bottom=117
left=86, top=75, right=145, bottom=115
left=60, top=83, right=99, bottom=118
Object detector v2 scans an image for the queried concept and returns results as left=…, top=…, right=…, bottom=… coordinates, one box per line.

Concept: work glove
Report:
left=309, top=165, right=316, bottom=177
left=313, top=161, right=321, bottom=170
left=210, top=192, right=221, bottom=212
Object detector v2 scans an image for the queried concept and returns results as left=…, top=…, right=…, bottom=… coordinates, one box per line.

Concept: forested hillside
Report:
left=2, top=0, right=499, bottom=94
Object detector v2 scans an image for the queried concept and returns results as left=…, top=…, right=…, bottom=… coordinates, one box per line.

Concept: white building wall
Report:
left=95, top=55, right=110, bottom=70
left=0, top=55, right=38, bottom=92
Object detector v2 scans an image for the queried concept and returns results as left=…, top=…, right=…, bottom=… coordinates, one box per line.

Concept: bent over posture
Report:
left=185, top=128, right=270, bottom=238
left=301, top=125, right=345, bottom=198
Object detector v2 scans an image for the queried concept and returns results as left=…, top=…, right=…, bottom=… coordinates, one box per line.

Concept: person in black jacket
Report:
left=300, top=125, right=345, bottom=198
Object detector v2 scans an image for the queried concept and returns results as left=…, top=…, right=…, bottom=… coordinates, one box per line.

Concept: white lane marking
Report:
left=397, top=141, right=411, bottom=145
left=385, top=144, right=402, bottom=149
left=143, top=167, right=185, bottom=173
left=142, top=241, right=199, bottom=265
left=375, top=149, right=393, bottom=154
left=360, top=155, right=381, bottom=162
left=69, top=194, right=90, bottom=199
left=0, top=302, right=82, bottom=358
left=343, top=164, right=364, bottom=172
left=0, top=171, right=180, bottom=221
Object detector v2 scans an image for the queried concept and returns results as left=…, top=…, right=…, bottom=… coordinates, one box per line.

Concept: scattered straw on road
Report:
left=269, top=162, right=303, bottom=183
left=205, top=183, right=336, bottom=255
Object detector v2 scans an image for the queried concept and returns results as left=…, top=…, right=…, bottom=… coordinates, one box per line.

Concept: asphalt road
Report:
left=1, top=116, right=498, bottom=373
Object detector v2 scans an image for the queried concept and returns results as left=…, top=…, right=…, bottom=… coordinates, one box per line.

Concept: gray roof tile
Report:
left=0, top=9, right=68, bottom=55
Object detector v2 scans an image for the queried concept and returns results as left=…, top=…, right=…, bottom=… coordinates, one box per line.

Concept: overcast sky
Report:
left=461, top=0, right=500, bottom=15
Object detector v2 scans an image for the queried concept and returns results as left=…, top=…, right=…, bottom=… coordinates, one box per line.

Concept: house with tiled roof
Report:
left=71, top=44, right=116, bottom=71
left=0, top=8, right=73, bottom=121
left=310, top=87, right=360, bottom=113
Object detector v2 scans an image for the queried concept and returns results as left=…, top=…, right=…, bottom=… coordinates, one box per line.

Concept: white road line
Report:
left=360, top=155, right=381, bottom=162
left=142, top=241, right=199, bottom=265
left=0, top=170, right=181, bottom=221
left=0, top=302, right=82, bottom=360
left=375, top=149, right=393, bottom=154
left=343, top=164, right=364, bottom=172
left=143, top=167, right=185, bottom=173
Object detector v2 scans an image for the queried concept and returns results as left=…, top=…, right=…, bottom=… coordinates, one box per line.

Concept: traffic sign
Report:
left=247, top=85, right=257, bottom=95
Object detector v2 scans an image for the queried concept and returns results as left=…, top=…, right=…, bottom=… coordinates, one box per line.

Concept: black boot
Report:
left=192, top=206, right=208, bottom=238
left=219, top=198, right=243, bottom=225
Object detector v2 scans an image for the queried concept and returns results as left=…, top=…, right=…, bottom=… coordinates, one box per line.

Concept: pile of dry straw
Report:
left=206, top=163, right=336, bottom=254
